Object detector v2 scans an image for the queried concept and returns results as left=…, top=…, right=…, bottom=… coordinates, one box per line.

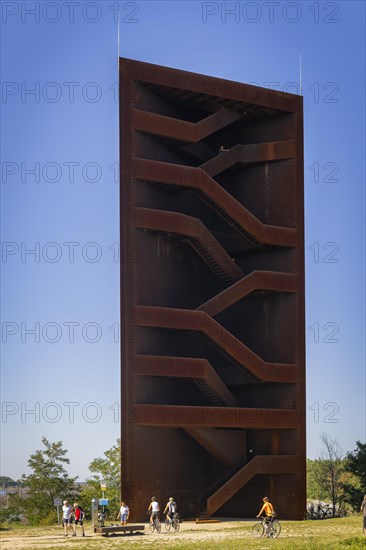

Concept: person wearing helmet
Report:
left=147, top=496, right=160, bottom=525
left=163, top=497, right=177, bottom=523
left=256, top=496, right=275, bottom=524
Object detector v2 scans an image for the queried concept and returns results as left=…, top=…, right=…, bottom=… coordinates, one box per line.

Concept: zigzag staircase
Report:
left=206, top=455, right=300, bottom=516
left=121, top=59, right=305, bottom=519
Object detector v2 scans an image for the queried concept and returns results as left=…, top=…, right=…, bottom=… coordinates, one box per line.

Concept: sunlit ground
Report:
left=1, top=516, right=366, bottom=549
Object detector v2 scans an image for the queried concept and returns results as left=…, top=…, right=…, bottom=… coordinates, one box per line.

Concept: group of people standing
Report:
left=61, top=501, right=85, bottom=537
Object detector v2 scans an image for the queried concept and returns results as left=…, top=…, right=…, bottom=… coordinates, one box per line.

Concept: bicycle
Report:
left=307, top=502, right=333, bottom=520
left=165, top=513, right=180, bottom=532
left=252, top=516, right=281, bottom=539
left=147, top=512, right=161, bottom=533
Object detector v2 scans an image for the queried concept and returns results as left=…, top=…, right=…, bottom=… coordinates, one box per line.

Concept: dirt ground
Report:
left=2, top=520, right=245, bottom=549
left=1, top=517, right=364, bottom=550
left=2, top=521, right=241, bottom=549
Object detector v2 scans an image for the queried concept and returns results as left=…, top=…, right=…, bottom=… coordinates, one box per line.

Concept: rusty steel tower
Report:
left=120, top=58, right=305, bottom=520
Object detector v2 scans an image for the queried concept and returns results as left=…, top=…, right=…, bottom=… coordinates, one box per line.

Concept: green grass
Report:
left=0, top=516, right=365, bottom=549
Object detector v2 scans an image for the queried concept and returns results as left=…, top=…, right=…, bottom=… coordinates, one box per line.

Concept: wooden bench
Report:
left=94, top=524, right=145, bottom=536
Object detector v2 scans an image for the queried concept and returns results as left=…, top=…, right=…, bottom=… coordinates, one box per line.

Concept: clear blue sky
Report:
left=1, top=0, right=365, bottom=481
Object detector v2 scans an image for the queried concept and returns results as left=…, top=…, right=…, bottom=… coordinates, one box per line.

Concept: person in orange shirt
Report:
left=257, top=496, right=275, bottom=522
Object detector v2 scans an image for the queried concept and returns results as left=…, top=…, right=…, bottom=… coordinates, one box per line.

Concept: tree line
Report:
left=0, top=433, right=365, bottom=525
left=0, top=437, right=121, bottom=525
left=307, top=433, right=365, bottom=517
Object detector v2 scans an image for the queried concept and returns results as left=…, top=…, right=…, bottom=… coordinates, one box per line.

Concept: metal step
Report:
left=194, top=380, right=225, bottom=406
left=196, top=190, right=261, bottom=247
left=200, top=332, right=258, bottom=382
left=189, top=241, right=236, bottom=285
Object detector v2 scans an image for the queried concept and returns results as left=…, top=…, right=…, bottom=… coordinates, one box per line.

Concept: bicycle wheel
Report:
left=252, top=521, right=264, bottom=538
left=172, top=518, right=180, bottom=532
left=165, top=518, right=171, bottom=531
left=155, top=518, right=161, bottom=533
left=268, top=519, right=281, bottom=538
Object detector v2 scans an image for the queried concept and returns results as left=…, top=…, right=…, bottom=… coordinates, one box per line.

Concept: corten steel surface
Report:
left=120, top=58, right=305, bottom=521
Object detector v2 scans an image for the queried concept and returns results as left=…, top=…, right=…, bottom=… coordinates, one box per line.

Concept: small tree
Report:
left=342, top=441, right=366, bottom=511
left=0, top=500, right=23, bottom=525
left=79, top=439, right=121, bottom=518
left=10, top=437, right=79, bottom=525
left=313, top=432, right=345, bottom=516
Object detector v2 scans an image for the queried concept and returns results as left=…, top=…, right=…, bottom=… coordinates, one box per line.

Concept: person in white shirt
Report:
left=62, top=500, right=74, bottom=537
left=118, top=501, right=130, bottom=526
left=147, top=496, right=159, bottom=525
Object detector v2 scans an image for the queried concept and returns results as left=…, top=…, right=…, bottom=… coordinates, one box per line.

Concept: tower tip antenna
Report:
left=299, top=54, right=302, bottom=96
left=117, top=5, right=120, bottom=68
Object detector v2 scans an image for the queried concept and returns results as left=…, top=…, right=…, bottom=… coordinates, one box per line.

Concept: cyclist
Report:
left=163, top=497, right=177, bottom=523
left=148, top=496, right=160, bottom=526
left=256, top=496, right=275, bottom=529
